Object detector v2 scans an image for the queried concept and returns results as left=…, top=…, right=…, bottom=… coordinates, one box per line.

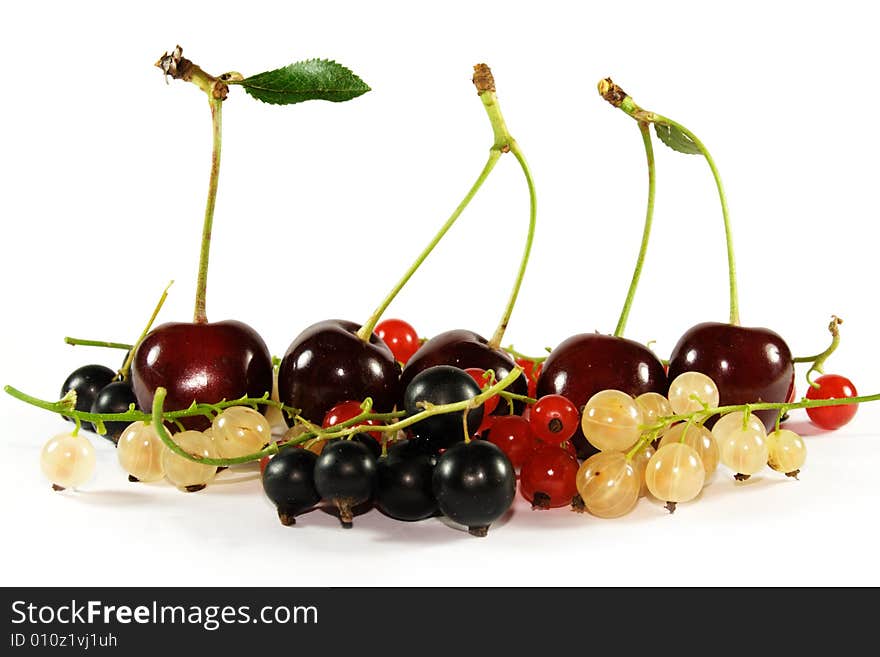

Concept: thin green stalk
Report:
left=488, top=141, right=536, bottom=349
left=194, top=97, right=223, bottom=324
left=615, top=121, right=656, bottom=337
left=653, top=114, right=739, bottom=325
left=791, top=316, right=843, bottom=387
left=118, top=280, right=173, bottom=380
left=356, top=151, right=501, bottom=341
left=64, top=338, right=133, bottom=350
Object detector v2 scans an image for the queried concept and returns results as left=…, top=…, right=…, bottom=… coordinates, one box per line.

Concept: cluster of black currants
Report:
left=262, top=365, right=516, bottom=536
left=61, top=362, right=138, bottom=441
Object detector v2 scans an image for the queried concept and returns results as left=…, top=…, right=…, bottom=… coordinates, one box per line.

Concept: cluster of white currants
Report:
left=39, top=407, right=273, bottom=492
left=575, top=372, right=807, bottom=517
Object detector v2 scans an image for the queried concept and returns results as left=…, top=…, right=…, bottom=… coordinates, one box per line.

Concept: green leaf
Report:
left=237, top=59, right=370, bottom=105
left=654, top=123, right=701, bottom=155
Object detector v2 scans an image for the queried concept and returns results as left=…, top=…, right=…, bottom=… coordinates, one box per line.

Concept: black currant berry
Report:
left=432, top=440, right=515, bottom=537
left=61, top=364, right=116, bottom=421
left=376, top=439, right=438, bottom=522
left=89, top=380, right=138, bottom=442
left=262, top=448, right=320, bottom=526
left=403, top=365, right=484, bottom=450
left=313, top=440, right=377, bottom=528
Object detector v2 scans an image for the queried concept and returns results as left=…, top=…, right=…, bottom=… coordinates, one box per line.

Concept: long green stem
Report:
left=150, top=367, right=524, bottom=466
left=614, top=121, right=656, bottom=337
left=118, top=280, right=173, bottom=380
left=792, top=316, right=842, bottom=387
left=654, top=114, right=739, bottom=325
left=356, top=151, right=501, bottom=341
left=488, top=141, right=536, bottom=349
left=64, top=338, right=133, bottom=350
left=194, top=97, right=223, bottom=324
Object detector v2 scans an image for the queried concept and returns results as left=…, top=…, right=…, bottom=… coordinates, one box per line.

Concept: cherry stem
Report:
left=489, top=141, right=536, bottom=350
left=600, top=78, right=739, bottom=326
left=117, top=280, right=173, bottom=381
left=64, top=337, right=133, bottom=350
left=193, top=96, right=223, bottom=324
left=614, top=121, right=656, bottom=337
left=149, top=367, right=524, bottom=467
left=792, top=315, right=842, bottom=388
left=654, top=113, right=739, bottom=326
left=356, top=151, right=501, bottom=342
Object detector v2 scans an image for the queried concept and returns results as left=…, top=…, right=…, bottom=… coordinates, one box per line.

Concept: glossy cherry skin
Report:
left=400, top=329, right=529, bottom=415
left=667, top=322, right=793, bottom=432
left=536, top=333, right=668, bottom=459
left=278, top=319, right=401, bottom=425
left=805, top=374, right=858, bottom=430
left=131, top=320, right=272, bottom=431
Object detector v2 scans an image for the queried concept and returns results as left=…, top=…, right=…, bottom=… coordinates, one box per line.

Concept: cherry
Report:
left=60, top=364, right=116, bottom=420
left=805, top=374, right=858, bottom=430
left=529, top=394, right=579, bottom=443
left=536, top=333, right=667, bottom=458
left=400, top=329, right=529, bottom=415
left=403, top=365, right=484, bottom=451
left=131, top=320, right=273, bottom=431
left=432, top=440, right=516, bottom=537
left=519, top=443, right=579, bottom=509
left=262, top=448, right=320, bottom=526
left=323, top=400, right=383, bottom=442
left=667, top=322, right=793, bottom=431
left=278, top=319, right=400, bottom=426
left=483, top=415, right=534, bottom=469
left=90, top=381, right=138, bottom=442
left=375, top=319, right=420, bottom=365
left=376, top=439, right=438, bottom=522
left=313, top=439, right=377, bottom=528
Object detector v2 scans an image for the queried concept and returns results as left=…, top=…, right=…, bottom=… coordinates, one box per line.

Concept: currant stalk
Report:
left=64, top=338, right=133, bottom=350
left=599, top=78, right=740, bottom=326
left=792, top=315, right=843, bottom=387
left=357, top=64, right=537, bottom=349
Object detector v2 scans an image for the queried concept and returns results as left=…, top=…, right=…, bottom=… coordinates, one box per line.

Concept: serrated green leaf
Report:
left=237, top=59, right=370, bottom=105
left=654, top=123, right=701, bottom=155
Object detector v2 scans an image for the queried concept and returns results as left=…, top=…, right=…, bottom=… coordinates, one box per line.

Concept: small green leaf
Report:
left=654, top=123, right=701, bottom=155
left=237, top=59, right=370, bottom=105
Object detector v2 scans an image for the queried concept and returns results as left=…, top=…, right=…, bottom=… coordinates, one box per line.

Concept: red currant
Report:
left=484, top=415, right=534, bottom=469
left=260, top=454, right=271, bottom=474
left=805, top=374, right=858, bottom=430
left=464, top=367, right=500, bottom=429
left=514, top=357, right=543, bottom=399
left=375, top=319, right=420, bottom=365
left=530, top=394, right=579, bottom=442
left=534, top=437, right=577, bottom=458
left=520, top=443, right=579, bottom=509
left=323, top=400, right=383, bottom=442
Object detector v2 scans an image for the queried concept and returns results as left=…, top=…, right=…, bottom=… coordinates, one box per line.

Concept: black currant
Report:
left=432, top=440, right=515, bottom=537
left=61, top=364, right=116, bottom=421
left=376, top=439, right=438, bottom=522
left=262, top=448, right=320, bottom=526
left=313, top=440, right=377, bottom=528
left=403, top=365, right=484, bottom=450
left=89, top=380, right=137, bottom=442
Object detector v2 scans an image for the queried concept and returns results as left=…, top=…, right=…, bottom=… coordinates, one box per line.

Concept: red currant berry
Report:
left=260, top=455, right=271, bottom=474
left=323, top=400, right=383, bottom=442
left=805, top=374, right=858, bottom=430
left=484, top=415, right=534, bottom=469
left=375, top=319, right=420, bottom=365
left=530, top=394, right=579, bottom=442
left=520, top=443, right=579, bottom=509
left=464, top=367, right=500, bottom=421
left=534, top=437, right=578, bottom=458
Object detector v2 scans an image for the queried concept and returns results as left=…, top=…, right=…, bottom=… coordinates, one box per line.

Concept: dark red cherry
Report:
left=131, top=320, right=273, bottom=431
left=278, top=319, right=401, bottom=424
left=536, top=333, right=667, bottom=459
left=667, top=322, right=793, bottom=432
left=399, top=329, right=528, bottom=415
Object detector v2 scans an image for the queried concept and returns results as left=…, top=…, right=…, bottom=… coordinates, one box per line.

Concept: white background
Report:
left=1, top=1, right=878, bottom=586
